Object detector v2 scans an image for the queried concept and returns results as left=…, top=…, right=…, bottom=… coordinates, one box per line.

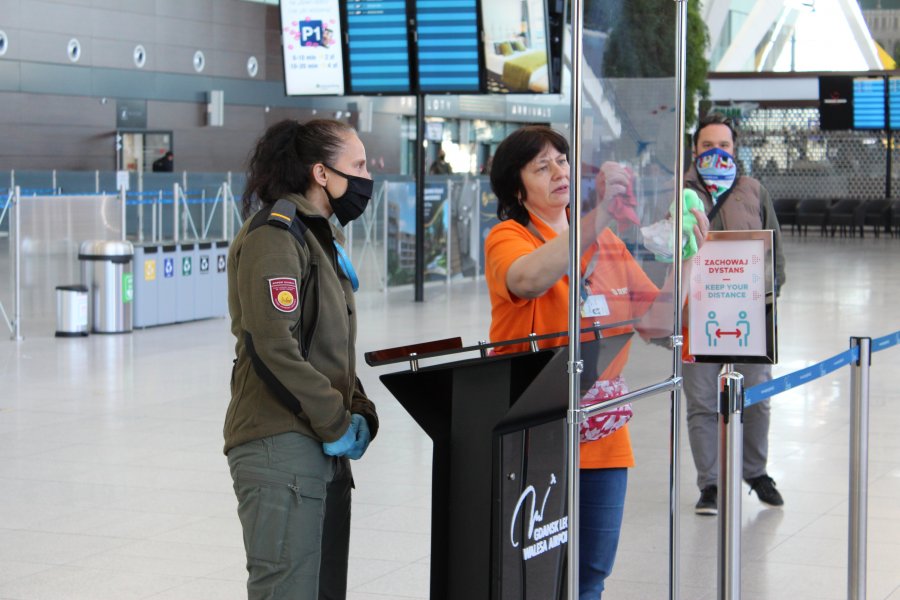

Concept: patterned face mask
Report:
left=695, top=147, right=736, bottom=201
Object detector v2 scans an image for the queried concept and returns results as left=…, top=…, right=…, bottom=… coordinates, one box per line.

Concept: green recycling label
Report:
left=123, top=272, right=134, bottom=303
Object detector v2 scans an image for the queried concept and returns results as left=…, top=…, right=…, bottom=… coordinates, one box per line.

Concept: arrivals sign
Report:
left=688, top=230, right=777, bottom=364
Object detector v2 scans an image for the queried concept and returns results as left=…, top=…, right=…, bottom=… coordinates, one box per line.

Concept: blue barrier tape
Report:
left=17, top=188, right=58, bottom=195
left=125, top=197, right=218, bottom=206
left=124, top=200, right=222, bottom=207
left=125, top=199, right=174, bottom=206
left=38, top=193, right=120, bottom=198
left=744, top=330, right=900, bottom=407
left=874, top=331, right=900, bottom=351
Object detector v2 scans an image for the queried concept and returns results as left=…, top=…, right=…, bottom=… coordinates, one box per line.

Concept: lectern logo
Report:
left=510, top=473, right=568, bottom=561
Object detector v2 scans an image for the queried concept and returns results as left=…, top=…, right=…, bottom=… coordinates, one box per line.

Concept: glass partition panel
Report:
left=577, top=0, right=679, bottom=393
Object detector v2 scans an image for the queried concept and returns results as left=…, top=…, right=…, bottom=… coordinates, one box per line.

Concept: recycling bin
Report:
left=212, top=241, right=229, bottom=317
left=55, top=285, right=89, bottom=337
left=176, top=243, right=198, bottom=322
left=78, top=240, right=134, bottom=334
left=158, top=244, right=178, bottom=325
left=133, top=244, right=160, bottom=328
left=195, top=242, right=214, bottom=319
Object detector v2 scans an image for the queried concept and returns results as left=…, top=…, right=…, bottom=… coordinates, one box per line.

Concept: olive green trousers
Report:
left=228, top=432, right=352, bottom=600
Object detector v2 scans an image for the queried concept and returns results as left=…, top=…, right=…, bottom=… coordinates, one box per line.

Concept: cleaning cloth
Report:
left=640, top=189, right=704, bottom=262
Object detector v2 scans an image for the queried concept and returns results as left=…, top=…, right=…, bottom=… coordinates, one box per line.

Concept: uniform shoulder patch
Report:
left=268, top=199, right=296, bottom=229
left=268, top=277, right=299, bottom=312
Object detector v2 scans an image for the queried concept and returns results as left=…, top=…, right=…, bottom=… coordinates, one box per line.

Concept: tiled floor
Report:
left=1, top=235, right=899, bottom=599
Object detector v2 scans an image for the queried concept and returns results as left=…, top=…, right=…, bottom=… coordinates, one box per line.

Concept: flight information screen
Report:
left=889, top=78, right=900, bottom=130
left=853, top=77, right=885, bottom=129
left=346, top=0, right=412, bottom=94
left=415, top=0, right=481, bottom=93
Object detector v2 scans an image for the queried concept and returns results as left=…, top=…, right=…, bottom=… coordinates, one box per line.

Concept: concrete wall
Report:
left=0, top=0, right=302, bottom=171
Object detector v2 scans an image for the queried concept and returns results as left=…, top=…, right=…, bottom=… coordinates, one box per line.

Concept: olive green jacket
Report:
left=223, top=193, right=378, bottom=454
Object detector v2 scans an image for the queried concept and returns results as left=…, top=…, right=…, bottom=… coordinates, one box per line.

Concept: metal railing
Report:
left=2, top=186, right=128, bottom=340
left=366, top=326, right=899, bottom=600
left=716, top=330, right=899, bottom=600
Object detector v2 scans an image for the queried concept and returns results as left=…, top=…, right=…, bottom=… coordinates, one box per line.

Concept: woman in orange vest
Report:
left=484, top=125, right=707, bottom=598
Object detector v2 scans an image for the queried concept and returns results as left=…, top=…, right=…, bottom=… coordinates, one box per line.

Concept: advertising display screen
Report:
left=818, top=76, right=852, bottom=131
left=346, top=0, right=412, bottom=94
left=853, top=77, right=885, bottom=129
left=415, top=0, right=481, bottom=93
left=480, top=0, right=550, bottom=93
left=280, top=0, right=345, bottom=96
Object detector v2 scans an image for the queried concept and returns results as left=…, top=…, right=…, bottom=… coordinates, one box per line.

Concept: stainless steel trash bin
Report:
left=55, top=285, right=89, bottom=337
left=78, top=240, right=135, bottom=334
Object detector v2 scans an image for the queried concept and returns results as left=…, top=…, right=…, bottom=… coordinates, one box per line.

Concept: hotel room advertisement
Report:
left=281, top=0, right=345, bottom=95
left=480, top=0, right=549, bottom=93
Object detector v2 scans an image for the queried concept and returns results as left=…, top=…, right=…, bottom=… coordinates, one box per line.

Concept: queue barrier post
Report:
left=718, top=367, right=744, bottom=600
left=12, top=186, right=22, bottom=340
left=848, top=336, right=871, bottom=600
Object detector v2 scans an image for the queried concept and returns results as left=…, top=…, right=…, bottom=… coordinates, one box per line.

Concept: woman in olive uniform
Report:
left=224, top=119, right=379, bottom=600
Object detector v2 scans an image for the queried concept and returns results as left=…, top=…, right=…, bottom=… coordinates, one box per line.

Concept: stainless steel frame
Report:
left=718, top=367, right=744, bottom=600
left=849, top=336, right=871, bottom=600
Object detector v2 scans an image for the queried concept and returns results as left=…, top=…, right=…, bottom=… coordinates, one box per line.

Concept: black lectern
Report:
left=369, top=332, right=632, bottom=600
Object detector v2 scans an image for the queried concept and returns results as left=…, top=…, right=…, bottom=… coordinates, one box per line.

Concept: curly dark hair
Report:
left=241, top=119, right=355, bottom=218
left=490, top=125, right=569, bottom=226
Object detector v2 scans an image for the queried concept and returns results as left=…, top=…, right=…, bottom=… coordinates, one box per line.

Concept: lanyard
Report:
left=333, top=240, right=359, bottom=292
left=525, top=218, right=599, bottom=301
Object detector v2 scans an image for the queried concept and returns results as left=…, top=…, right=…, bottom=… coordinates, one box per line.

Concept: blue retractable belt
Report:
left=744, top=330, right=900, bottom=407
left=333, top=241, right=359, bottom=292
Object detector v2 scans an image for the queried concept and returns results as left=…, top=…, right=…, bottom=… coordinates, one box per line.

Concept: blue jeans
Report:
left=579, top=467, right=628, bottom=600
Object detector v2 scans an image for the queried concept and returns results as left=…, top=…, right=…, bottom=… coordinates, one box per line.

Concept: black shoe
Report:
left=746, top=475, right=784, bottom=507
left=695, top=485, right=717, bottom=515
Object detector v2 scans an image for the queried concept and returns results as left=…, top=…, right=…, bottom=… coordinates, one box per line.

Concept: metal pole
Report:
left=445, top=179, right=451, bottom=287
left=138, top=194, right=144, bottom=243
left=153, top=192, right=159, bottom=243
left=670, top=2, right=689, bottom=598
left=718, top=366, right=743, bottom=600
left=120, top=187, right=127, bottom=241
left=383, top=180, right=389, bottom=293
left=12, top=186, right=22, bottom=341
left=475, top=178, right=482, bottom=278
left=884, top=76, right=891, bottom=200
left=201, top=189, right=207, bottom=239
left=173, top=182, right=180, bottom=243
left=848, top=336, right=871, bottom=600
left=95, top=170, right=100, bottom=194
left=222, top=182, right=228, bottom=240
left=566, top=0, right=584, bottom=594
left=415, top=94, right=426, bottom=302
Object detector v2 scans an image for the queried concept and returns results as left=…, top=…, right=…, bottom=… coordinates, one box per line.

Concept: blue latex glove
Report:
left=344, top=414, right=371, bottom=460
left=322, top=417, right=359, bottom=457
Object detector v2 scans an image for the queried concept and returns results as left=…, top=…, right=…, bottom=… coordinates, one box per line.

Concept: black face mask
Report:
left=323, top=165, right=373, bottom=226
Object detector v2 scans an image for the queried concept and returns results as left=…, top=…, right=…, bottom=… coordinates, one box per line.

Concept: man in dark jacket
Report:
left=429, top=150, right=452, bottom=175
left=152, top=151, right=174, bottom=172
left=683, top=113, right=786, bottom=516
